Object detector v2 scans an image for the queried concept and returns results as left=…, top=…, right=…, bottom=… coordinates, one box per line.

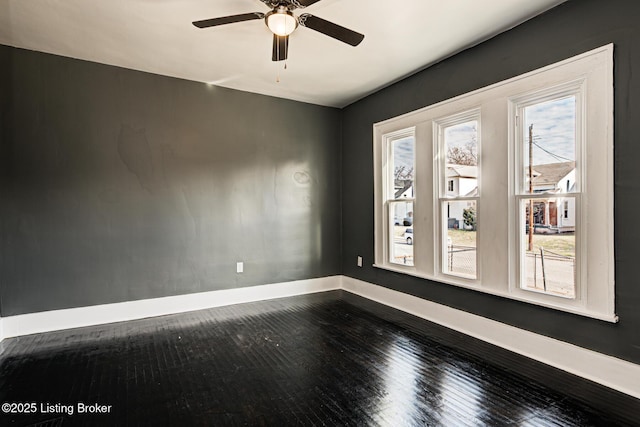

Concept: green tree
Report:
left=463, top=206, right=477, bottom=231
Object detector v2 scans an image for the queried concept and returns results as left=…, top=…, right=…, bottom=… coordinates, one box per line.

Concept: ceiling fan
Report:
left=192, top=0, right=365, bottom=62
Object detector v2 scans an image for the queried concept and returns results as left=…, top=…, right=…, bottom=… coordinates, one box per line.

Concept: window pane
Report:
left=390, top=202, right=414, bottom=266
left=392, top=137, right=414, bottom=200
left=522, top=97, right=576, bottom=195
left=444, top=200, right=477, bottom=278
left=444, top=120, right=478, bottom=198
left=521, top=197, right=576, bottom=298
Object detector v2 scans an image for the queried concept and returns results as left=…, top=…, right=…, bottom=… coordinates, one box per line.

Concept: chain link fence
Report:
left=447, top=245, right=476, bottom=277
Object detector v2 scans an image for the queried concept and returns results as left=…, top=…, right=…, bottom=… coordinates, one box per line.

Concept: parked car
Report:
left=402, top=230, right=452, bottom=247
left=404, top=228, right=413, bottom=245
left=525, top=223, right=553, bottom=234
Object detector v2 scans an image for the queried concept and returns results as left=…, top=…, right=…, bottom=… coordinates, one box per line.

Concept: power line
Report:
left=531, top=140, right=574, bottom=162
left=531, top=129, right=575, bottom=139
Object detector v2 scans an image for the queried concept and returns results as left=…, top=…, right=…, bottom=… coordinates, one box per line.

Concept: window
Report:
left=514, top=90, right=580, bottom=299
left=436, top=112, right=480, bottom=280
left=373, top=45, right=615, bottom=321
left=383, top=129, right=415, bottom=267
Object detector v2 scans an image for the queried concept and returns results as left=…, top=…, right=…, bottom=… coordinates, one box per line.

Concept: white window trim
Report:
left=379, top=128, right=416, bottom=271
left=434, top=109, right=481, bottom=282
left=509, top=82, right=586, bottom=308
left=373, top=44, right=615, bottom=322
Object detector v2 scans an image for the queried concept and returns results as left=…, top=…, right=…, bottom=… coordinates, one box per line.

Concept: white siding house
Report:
left=446, top=164, right=478, bottom=229
left=393, top=180, right=414, bottom=225
left=443, top=162, right=576, bottom=232
left=528, top=161, right=576, bottom=232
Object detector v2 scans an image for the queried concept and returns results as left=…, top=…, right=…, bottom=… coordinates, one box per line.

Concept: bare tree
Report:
left=394, top=166, right=414, bottom=180
left=447, top=141, right=477, bottom=166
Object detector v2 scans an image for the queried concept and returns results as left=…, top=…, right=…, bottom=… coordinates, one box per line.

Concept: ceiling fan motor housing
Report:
left=265, top=6, right=299, bottom=36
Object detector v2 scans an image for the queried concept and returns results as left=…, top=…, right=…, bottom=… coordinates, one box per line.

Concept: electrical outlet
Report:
left=236, top=262, right=244, bottom=273
left=357, top=256, right=363, bottom=267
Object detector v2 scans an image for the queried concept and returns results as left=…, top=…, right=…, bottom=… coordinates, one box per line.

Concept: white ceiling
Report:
left=0, top=0, right=566, bottom=108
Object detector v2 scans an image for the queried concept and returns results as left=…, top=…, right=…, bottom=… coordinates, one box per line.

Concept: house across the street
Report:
left=443, top=161, right=575, bottom=232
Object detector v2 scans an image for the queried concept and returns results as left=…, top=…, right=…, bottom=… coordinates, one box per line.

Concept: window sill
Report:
left=372, top=263, right=618, bottom=323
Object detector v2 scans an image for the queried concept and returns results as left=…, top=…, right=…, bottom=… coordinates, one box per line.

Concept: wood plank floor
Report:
left=0, top=290, right=638, bottom=426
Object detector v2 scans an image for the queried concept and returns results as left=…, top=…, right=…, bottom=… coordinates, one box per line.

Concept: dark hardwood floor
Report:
left=0, top=290, right=638, bottom=426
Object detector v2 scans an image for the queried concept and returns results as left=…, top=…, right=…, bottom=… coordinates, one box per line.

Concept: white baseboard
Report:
left=340, top=276, right=640, bottom=400
left=1, top=274, right=638, bottom=400
left=0, top=276, right=340, bottom=339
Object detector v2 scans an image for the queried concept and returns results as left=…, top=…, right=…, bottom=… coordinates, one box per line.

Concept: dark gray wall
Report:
left=0, top=45, right=10, bottom=317
left=0, top=46, right=342, bottom=316
left=342, top=0, right=640, bottom=365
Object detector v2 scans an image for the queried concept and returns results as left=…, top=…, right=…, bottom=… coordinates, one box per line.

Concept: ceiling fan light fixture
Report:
left=265, top=8, right=298, bottom=36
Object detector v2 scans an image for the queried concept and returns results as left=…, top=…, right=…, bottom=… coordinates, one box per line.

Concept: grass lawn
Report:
left=393, top=225, right=409, bottom=237
left=447, top=229, right=477, bottom=246
left=527, top=233, right=575, bottom=257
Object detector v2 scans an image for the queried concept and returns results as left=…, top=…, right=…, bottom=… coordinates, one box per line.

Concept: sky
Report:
left=393, top=136, right=415, bottom=174
left=524, top=96, right=576, bottom=165
left=392, top=95, right=575, bottom=176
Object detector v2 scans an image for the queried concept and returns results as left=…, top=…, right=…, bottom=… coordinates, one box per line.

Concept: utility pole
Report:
left=528, top=124, right=534, bottom=252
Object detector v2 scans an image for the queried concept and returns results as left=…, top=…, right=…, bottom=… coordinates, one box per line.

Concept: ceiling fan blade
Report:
left=192, top=12, right=264, bottom=29
left=298, top=14, right=364, bottom=46
left=272, top=34, right=289, bottom=61
left=288, top=0, right=324, bottom=8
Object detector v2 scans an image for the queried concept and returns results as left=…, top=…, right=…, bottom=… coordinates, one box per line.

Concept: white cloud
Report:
left=445, top=120, right=477, bottom=151
left=393, top=136, right=414, bottom=171
left=524, top=96, right=576, bottom=164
